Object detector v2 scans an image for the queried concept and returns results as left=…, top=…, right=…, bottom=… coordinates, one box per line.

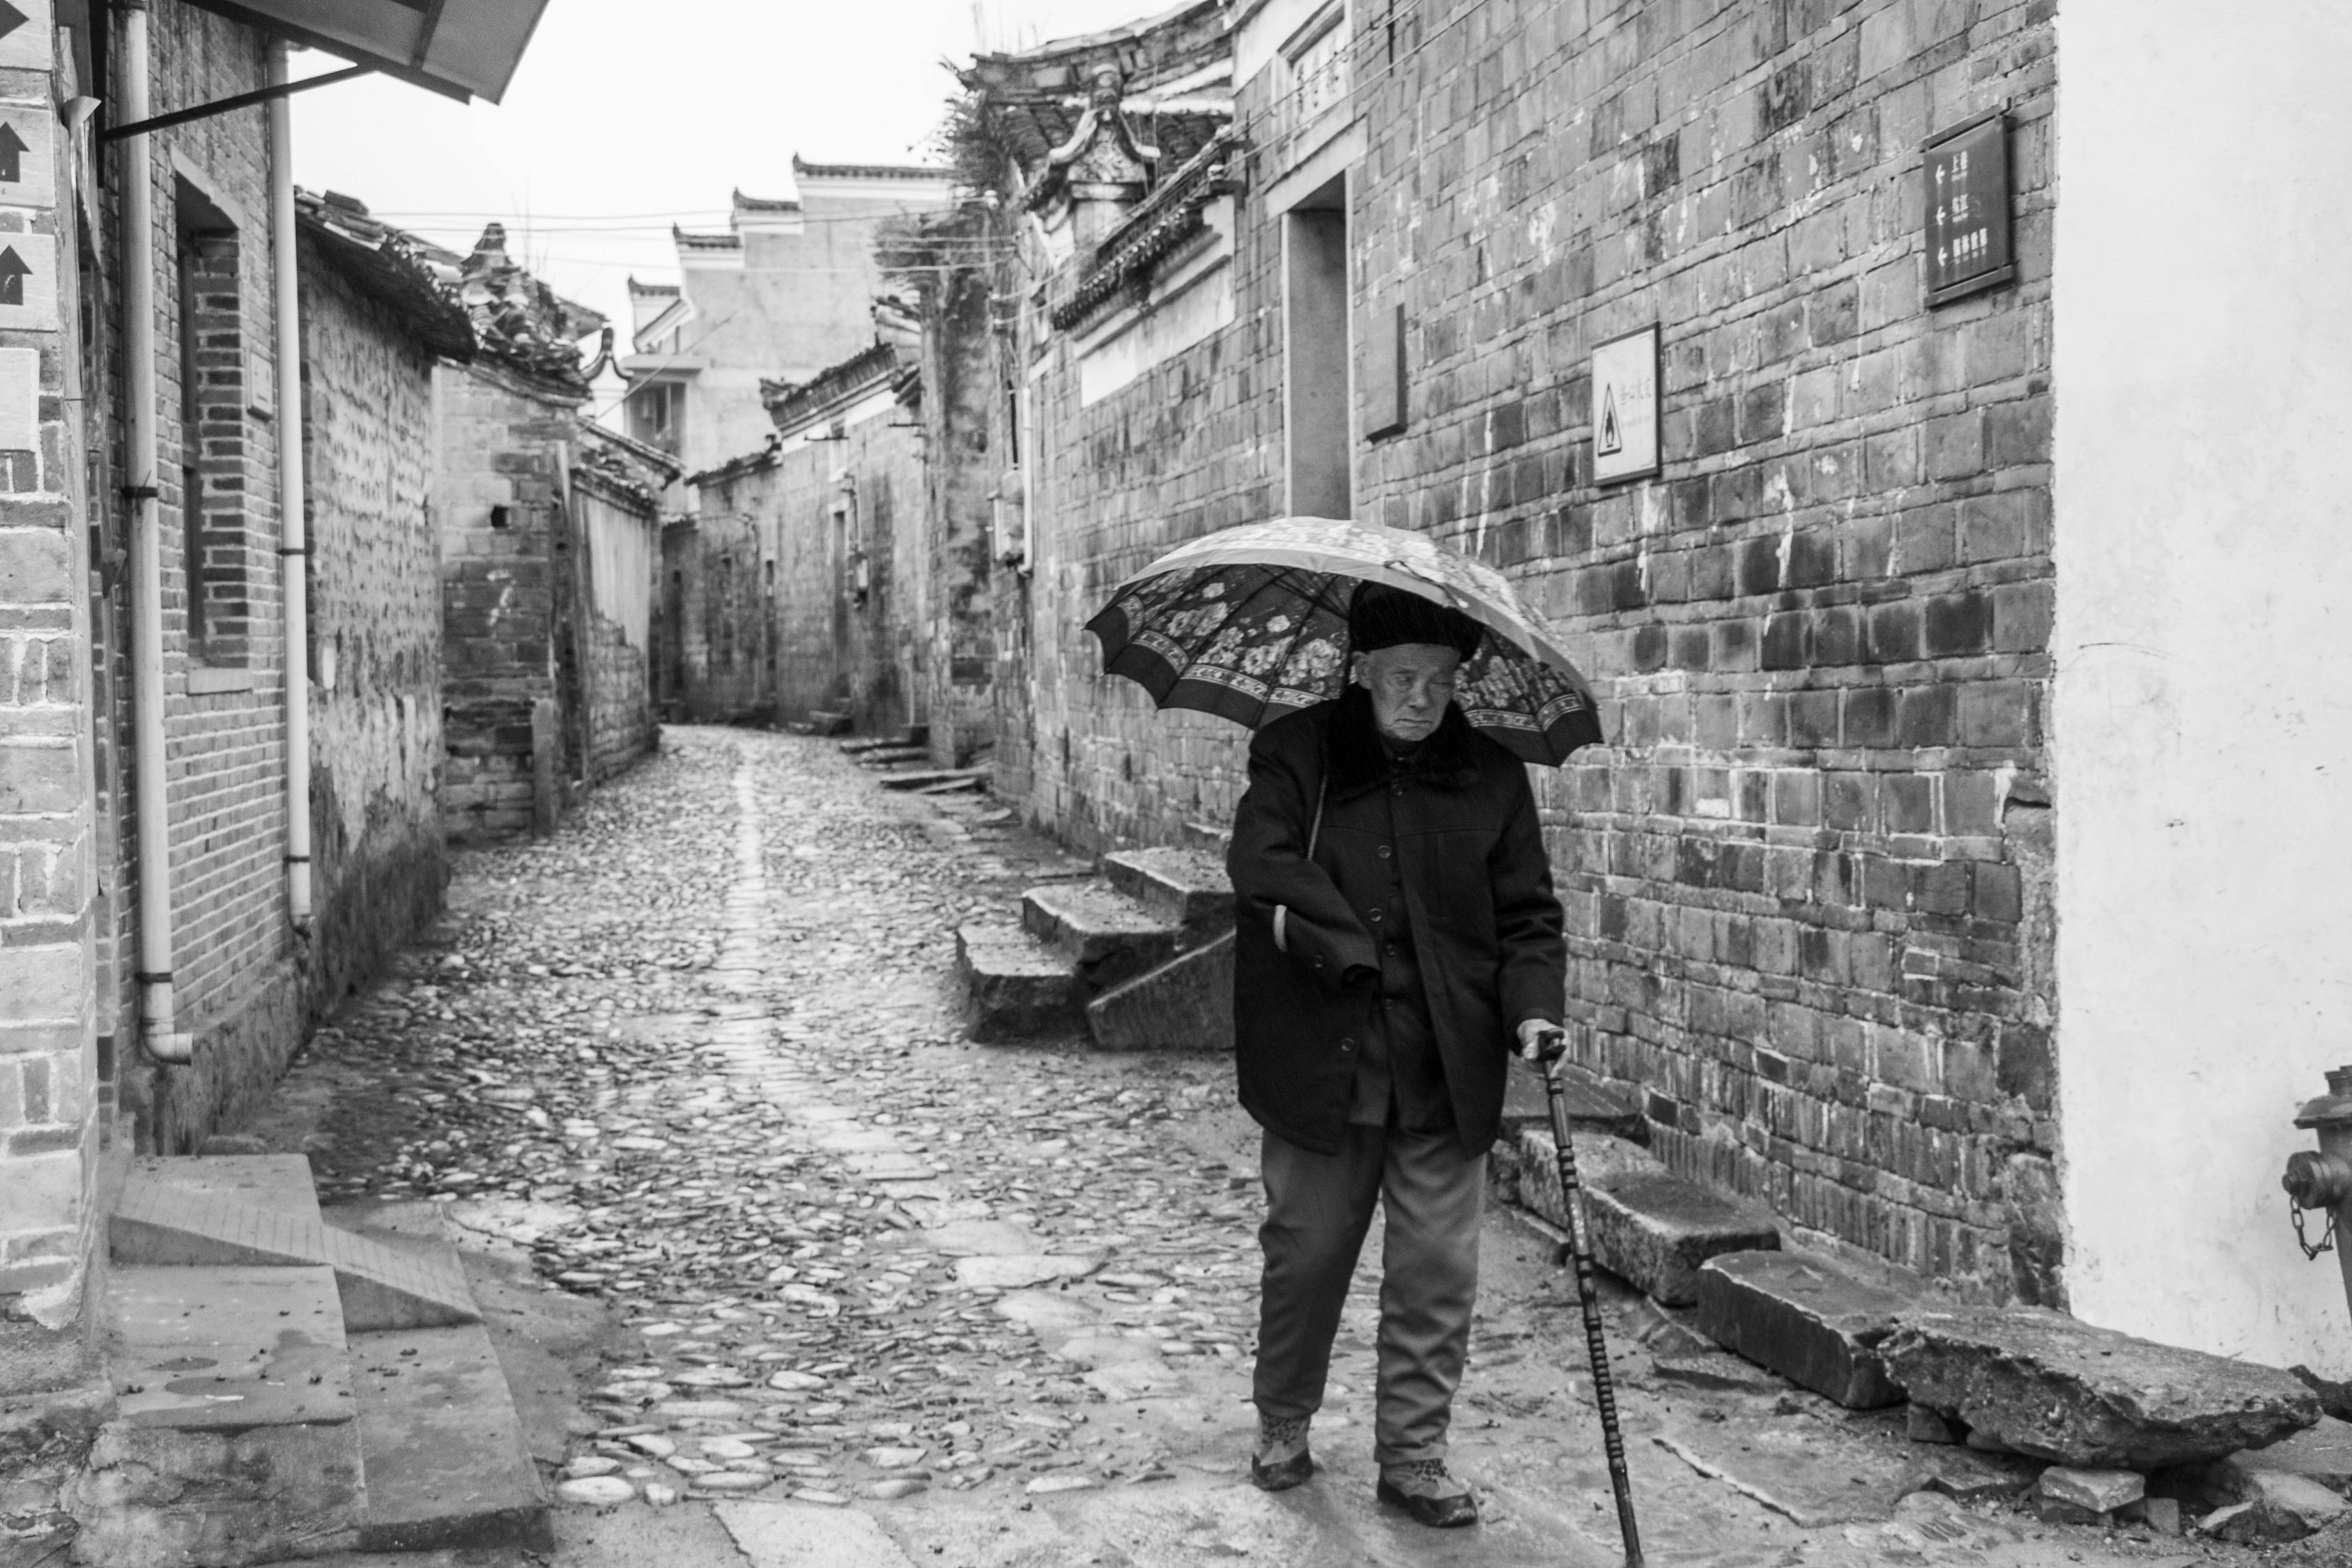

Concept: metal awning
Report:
left=183, top=0, right=552, bottom=103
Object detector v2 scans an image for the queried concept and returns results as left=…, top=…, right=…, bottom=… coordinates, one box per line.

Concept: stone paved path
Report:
left=245, top=728, right=2311, bottom=1568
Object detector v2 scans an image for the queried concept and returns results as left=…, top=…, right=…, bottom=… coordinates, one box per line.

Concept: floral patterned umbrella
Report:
left=1083, top=516, right=1605, bottom=765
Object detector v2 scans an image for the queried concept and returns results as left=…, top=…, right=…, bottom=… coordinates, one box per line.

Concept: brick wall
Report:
left=0, top=67, right=99, bottom=1385
left=296, top=236, right=446, bottom=1013
left=434, top=361, right=575, bottom=842
left=88, top=1, right=308, bottom=1155
left=1006, top=0, right=2059, bottom=1298
left=684, top=410, right=930, bottom=736
left=907, top=253, right=999, bottom=767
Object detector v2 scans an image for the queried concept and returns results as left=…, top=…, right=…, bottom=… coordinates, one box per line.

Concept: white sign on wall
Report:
left=1591, top=323, right=1661, bottom=485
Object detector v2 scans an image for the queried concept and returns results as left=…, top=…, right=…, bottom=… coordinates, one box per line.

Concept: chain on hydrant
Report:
left=2284, top=1067, right=2352, bottom=1311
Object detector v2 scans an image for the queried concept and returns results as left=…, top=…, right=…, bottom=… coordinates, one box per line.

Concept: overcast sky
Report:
left=290, top=0, right=1137, bottom=378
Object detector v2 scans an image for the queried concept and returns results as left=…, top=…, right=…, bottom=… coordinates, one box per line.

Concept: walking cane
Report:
left=1533, top=1027, right=1644, bottom=1567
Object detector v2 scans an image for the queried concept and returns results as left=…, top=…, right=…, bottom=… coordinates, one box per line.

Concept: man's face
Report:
left=1356, top=643, right=1462, bottom=746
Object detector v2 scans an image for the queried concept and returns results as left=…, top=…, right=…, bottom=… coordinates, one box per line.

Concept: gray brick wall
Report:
left=1008, top=0, right=2058, bottom=1299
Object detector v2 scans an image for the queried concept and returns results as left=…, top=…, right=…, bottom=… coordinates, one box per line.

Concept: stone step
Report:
left=855, top=746, right=931, bottom=767
left=807, top=709, right=852, bottom=736
left=1087, top=930, right=1235, bottom=1052
left=351, top=1322, right=553, bottom=1553
left=1498, top=1056, right=1650, bottom=1144
left=1693, top=1248, right=1910, bottom=1409
left=837, top=737, right=898, bottom=755
left=879, top=767, right=988, bottom=793
left=955, top=923, right=1082, bottom=1043
left=112, top=1158, right=478, bottom=1331
left=1020, top=879, right=1178, bottom=991
left=75, top=1264, right=366, bottom=1564
left=1101, top=846, right=1234, bottom=936
left=1500, top=1128, right=1780, bottom=1306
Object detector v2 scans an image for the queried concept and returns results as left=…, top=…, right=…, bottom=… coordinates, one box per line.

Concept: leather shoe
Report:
left=1377, top=1463, right=1479, bottom=1528
left=1250, top=1447, right=1314, bottom=1491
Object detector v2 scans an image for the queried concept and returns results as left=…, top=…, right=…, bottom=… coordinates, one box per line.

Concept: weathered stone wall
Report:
left=572, top=475, right=659, bottom=781
left=686, top=410, right=929, bottom=735
left=86, top=1, right=309, bottom=1156
left=434, top=362, right=574, bottom=843
left=908, top=247, right=999, bottom=767
left=0, top=13, right=101, bottom=1391
left=1013, top=0, right=2057, bottom=1298
left=295, top=237, right=447, bottom=1017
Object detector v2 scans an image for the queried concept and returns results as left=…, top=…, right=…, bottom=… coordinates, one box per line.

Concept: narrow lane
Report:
left=247, top=728, right=2231, bottom=1568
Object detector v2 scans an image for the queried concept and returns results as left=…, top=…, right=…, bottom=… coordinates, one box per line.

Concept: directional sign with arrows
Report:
left=0, top=109, right=52, bottom=208
left=0, top=0, right=45, bottom=71
left=0, top=233, right=55, bottom=329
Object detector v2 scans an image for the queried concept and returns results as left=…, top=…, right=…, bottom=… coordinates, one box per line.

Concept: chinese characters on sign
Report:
left=1923, top=108, right=2014, bottom=307
left=1590, top=325, right=1659, bottom=485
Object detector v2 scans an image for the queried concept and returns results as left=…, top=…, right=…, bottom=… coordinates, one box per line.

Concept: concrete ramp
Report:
left=111, top=1159, right=479, bottom=1330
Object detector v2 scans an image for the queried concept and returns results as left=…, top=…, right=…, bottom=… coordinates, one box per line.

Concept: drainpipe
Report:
left=267, top=43, right=311, bottom=933
left=118, top=3, right=190, bottom=1063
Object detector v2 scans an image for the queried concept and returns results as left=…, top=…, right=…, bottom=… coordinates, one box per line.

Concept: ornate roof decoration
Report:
left=293, top=188, right=476, bottom=360
left=458, top=223, right=600, bottom=391
left=958, top=0, right=1229, bottom=208
left=1050, top=125, right=1242, bottom=331
left=1026, top=68, right=1159, bottom=212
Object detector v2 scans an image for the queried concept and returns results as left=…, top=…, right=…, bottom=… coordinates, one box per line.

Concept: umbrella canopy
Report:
left=1083, top=516, right=1605, bottom=765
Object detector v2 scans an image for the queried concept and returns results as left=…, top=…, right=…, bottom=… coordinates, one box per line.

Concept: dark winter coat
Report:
left=1226, top=685, right=1567, bottom=1158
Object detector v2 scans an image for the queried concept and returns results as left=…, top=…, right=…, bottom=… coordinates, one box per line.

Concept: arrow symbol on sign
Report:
left=0, top=3, right=25, bottom=46
left=0, top=123, right=28, bottom=185
left=0, top=245, right=31, bottom=307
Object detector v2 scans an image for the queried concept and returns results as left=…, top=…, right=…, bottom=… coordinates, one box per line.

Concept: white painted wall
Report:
left=2055, top=0, right=2352, bottom=1371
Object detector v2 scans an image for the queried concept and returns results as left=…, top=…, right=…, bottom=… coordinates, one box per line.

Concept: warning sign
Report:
left=1590, top=325, right=1659, bottom=485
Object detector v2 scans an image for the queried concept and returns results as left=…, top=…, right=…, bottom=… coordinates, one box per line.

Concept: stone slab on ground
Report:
left=1694, top=1248, right=1909, bottom=1408
left=715, top=1498, right=917, bottom=1567
left=1653, top=1411, right=1921, bottom=1527
left=877, top=768, right=987, bottom=792
left=1508, top=1126, right=1778, bottom=1305
left=1020, top=880, right=1178, bottom=991
left=1880, top=1304, right=2322, bottom=1468
left=350, top=1322, right=553, bottom=1552
left=1086, top=930, right=1233, bottom=1052
left=1907, top=1445, right=2040, bottom=1502
left=72, top=1265, right=364, bottom=1566
left=2037, top=1465, right=2145, bottom=1515
left=955, top=923, right=1081, bottom=1041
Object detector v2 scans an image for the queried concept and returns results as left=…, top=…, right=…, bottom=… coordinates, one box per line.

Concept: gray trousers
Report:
left=1252, top=1123, right=1484, bottom=1465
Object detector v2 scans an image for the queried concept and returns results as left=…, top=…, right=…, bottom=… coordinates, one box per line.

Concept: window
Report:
left=1284, top=176, right=1351, bottom=518
left=629, top=381, right=683, bottom=456
left=174, top=177, right=245, bottom=665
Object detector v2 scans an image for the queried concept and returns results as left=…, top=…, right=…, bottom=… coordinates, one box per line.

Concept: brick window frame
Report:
left=173, top=176, right=247, bottom=667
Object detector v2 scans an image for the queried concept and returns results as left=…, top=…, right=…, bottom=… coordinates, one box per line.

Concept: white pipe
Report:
left=268, top=43, right=311, bottom=932
left=120, top=4, right=187, bottom=1064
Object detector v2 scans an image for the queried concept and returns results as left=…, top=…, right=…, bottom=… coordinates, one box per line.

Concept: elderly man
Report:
left=1225, top=582, right=1566, bottom=1528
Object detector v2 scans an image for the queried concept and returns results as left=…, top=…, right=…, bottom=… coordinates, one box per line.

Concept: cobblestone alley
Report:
left=193, top=730, right=2314, bottom=1568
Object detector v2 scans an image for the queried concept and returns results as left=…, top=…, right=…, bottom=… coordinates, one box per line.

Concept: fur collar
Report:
left=1322, top=684, right=1483, bottom=800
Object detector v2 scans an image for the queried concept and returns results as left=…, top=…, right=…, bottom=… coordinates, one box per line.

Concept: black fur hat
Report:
left=1346, top=581, right=1484, bottom=659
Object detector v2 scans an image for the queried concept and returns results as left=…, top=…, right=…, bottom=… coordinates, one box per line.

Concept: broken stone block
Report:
left=2037, top=1465, right=2145, bottom=1514
left=1694, top=1250, right=1907, bottom=1409
left=1909, top=1446, right=2038, bottom=1503
left=2136, top=1495, right=2183, bottom=1535
left=2199, top=1475, right=2348, bottom=1546
left=1879, top=1305, right=2322, bottom=1468
left=1905, top=1404, right=1960, bottom=1445
left=2224, top=1414, right=2352, bottom=1497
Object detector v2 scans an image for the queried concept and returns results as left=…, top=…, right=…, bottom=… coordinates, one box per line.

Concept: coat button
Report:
left=1339, top=1037, right=1357, bottom=1053
left=1391, top=783, right=1404, bottom=797
left=1376, top=845, right=1392, bottom=859
left=1369, top=909, right=1383, bottom=923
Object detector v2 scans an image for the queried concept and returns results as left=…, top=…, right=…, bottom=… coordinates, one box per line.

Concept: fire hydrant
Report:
left=2284, top=1067, right=2352, bottom=1319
